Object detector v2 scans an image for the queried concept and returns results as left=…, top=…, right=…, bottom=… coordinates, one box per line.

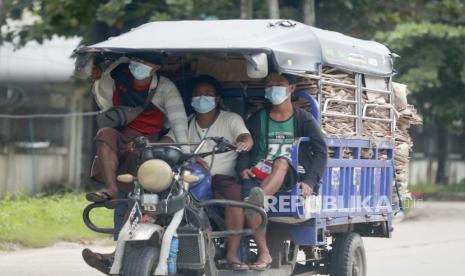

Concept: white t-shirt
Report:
left=167, top=110, right=249, bottom=176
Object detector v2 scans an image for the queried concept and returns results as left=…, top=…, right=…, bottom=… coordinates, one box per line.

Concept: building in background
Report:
left=0, top=36, right=95, bottom=196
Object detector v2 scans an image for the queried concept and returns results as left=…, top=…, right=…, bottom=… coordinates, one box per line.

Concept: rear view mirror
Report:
left=245, top=53, right=268, bottom=79
left=74, top=53, right=94, bottom=79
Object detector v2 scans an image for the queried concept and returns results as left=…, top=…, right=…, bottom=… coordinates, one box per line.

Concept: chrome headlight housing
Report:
left=137, top=159, right=173, bottom=192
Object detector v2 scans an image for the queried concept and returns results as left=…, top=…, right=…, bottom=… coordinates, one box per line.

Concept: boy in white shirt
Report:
left=163, top=75, right=253, bottom=270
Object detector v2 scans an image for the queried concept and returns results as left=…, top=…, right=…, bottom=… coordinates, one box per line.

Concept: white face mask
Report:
left=128, top=61, right=152, bottom=80
left=265, top=86, right=289, bottom=105
left=191, top=96, right=217, bottom=113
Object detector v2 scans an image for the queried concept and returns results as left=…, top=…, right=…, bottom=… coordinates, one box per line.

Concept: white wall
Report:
left=409, top=159, right=465, bottom=185
left=0, top=147, right=68, bottom=196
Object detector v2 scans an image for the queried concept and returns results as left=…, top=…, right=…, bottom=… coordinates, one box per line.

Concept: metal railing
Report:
left=301, top=69, right=395, bottom=137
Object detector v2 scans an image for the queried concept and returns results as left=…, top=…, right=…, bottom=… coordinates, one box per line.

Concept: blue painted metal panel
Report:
left=289, top=220, right=323, bottom=246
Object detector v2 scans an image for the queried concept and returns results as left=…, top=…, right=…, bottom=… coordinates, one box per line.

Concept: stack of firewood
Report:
left=320, top=69, right=357, bottom=137
left=293, top=69, right=422, bottom=202
left=392, top=83, right=422, bottom=202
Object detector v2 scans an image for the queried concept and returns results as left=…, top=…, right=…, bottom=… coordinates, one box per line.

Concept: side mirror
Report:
left=245, top=53, right=268, bottom=79
left=74, top=53, right=94, bottom=79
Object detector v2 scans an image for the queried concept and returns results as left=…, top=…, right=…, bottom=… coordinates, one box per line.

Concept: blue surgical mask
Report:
left=128, top=61, right=152, bottom=80
left=265, top=86, right=289, bottom=105
left=191, top=96, right=216, bottom=113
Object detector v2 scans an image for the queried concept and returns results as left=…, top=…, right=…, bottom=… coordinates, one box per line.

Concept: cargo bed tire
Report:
left=330, top=232, right=366, bottom=276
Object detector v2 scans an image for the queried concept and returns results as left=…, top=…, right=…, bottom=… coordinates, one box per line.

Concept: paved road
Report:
left=363, top=201, right=465, bottom=276
left=0, top=201, right=464, bottom=275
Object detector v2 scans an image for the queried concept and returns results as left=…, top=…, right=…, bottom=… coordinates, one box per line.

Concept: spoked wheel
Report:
left=330, top=232, right=366, bottom=276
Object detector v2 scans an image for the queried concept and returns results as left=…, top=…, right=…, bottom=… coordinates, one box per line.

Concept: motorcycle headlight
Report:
left=137, top=159, right=173, bottom=192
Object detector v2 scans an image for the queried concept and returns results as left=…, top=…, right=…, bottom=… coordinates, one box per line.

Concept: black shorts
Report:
left=211, top=174, right=243, bottom=201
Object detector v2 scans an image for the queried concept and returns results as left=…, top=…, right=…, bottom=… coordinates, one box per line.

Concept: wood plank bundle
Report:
left=392, top=83, right=422, bottom=203
left=294, top=69, right=422, bottom=202
left=320, top=69, right=356, bottom=135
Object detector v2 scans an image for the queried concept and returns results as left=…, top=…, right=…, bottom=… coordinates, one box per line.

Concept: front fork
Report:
left=109, top=213, right=168, bottom=274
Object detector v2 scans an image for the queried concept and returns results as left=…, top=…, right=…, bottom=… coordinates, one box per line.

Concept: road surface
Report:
left=0, top=201, right=464, bottom=275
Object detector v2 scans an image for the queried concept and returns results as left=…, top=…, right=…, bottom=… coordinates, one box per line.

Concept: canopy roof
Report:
left=77, top=19, right=395, bottom=77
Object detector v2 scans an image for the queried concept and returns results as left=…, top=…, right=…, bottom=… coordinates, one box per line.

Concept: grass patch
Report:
left=409, top=181, right=465, bottom=194
left=0, top=193, right=113, bottom=248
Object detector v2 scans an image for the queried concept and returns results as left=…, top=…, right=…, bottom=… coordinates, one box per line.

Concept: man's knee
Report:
left=273, top=158, right=289, bottom=172
left=96, top=127, right=118, bottom=141
left=96, top=127, right=119, bottom=151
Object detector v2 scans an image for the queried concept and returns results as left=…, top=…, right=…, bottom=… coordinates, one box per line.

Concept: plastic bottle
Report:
left=167, top=234, right=179, bottom=276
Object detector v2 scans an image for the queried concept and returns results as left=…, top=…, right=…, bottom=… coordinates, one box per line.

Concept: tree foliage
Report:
left=0, top=0, right=239, bottom=45
left=375, top=19, right=465, bottom=131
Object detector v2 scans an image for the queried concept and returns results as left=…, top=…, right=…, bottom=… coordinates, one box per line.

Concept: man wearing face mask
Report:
left=236, top=72, right=328, bottom=270
left=88, top=55, right=188, bottom=202
left=163, top=75, right=253, bottom=270
left=82, top=55, right=188, bottom=274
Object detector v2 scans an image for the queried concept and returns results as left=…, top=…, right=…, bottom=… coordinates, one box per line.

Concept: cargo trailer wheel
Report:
left=330, top=232, right=366, bottom=276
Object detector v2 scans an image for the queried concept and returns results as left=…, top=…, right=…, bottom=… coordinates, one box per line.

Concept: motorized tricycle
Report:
left=84, top=136, right=267, bottom=275
left=79, top=19, right=400, bottom=276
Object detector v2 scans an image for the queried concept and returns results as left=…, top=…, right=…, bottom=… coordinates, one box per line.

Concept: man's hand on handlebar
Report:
left=235, top=141, right=251, bottom=152
left=235, top=133, right=253, bottom=153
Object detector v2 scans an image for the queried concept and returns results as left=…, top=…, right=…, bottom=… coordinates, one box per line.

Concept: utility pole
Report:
left=267, top=0, right=280, bottom=19
left=240, top=0, right=253, bottom=19
left=303, top=0, right=316, bottom=26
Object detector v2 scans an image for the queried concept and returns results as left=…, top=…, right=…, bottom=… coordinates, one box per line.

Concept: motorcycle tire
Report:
left=122, top=243, right=159, bottom=276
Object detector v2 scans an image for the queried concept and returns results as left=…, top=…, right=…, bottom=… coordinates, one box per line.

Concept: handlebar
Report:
left=196, top=137, right=237, bottom=158
left=135, top=136, right=237, bottom=161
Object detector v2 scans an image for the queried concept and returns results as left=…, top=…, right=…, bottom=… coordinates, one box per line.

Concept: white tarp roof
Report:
left=77, top=19, right=394, bottom=76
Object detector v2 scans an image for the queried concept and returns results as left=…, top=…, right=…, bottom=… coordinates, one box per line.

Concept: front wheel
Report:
left=330, top=232, right=366, bottom=276
left=122, top=243, right=159, bottom=276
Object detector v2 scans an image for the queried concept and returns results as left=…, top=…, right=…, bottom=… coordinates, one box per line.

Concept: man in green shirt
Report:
left=236, top=72, right=328, bottom=270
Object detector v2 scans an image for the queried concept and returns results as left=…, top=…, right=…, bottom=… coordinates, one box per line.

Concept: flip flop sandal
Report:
left=86, top=191, right=113, bottom=203
left=82, top=248, right=113, bottom=275
left=227, top=261, right=249, bottom=271
left=249, top=261, right=272, bottom=271
left=244, top=187, right=265, bottom=220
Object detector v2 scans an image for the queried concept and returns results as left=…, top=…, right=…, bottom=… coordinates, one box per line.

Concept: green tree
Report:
left=373, top=0, right=465, bottom=184
left=0, top=0, right=239, bottom=46
left=376, top=21, right=465, bottom=184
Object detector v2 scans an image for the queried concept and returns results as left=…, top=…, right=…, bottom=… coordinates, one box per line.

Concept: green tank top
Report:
left=255, top=109, right=295, bottom=164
